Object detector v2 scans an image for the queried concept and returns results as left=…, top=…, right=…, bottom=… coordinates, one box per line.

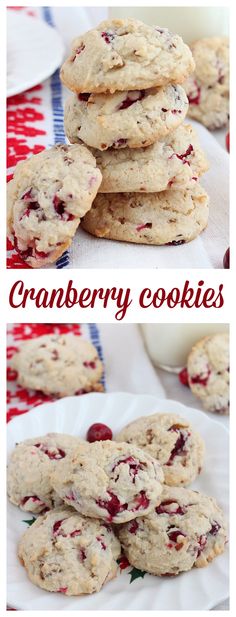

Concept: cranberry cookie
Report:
left=7, top=144, right=102, bottom=267
left=18, top=507, right=121, bottom=595
left=81, top=184, right=209, bottom=245
left=51, top=441, right=164, bottom=524
left=94, top=124, right=209, bottom=192
left=64, top=86, right=188, bottom=150
left=60, top=18, right=194, bottom=94
left=187, top=333, right=229, bottom=414
left=116, top=413, right=205, bottom=486
left=11, top=334, right=104, bottom=397
left=118, top=486, right=227, bottom=576
left=7, top=433, right=83, bottom=513
left=184, top=37, right=229, bottom=129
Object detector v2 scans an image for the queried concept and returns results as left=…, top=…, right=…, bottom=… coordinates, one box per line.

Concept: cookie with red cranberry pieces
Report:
left=187, top=332, right=229, bottom=414
left=60, top=18, right=195, bottom=94
left=115, top=413, right=205, bottom=486
left=93, top=124, right=209, bottom=192
left=7, top=144, right=102, bottom=267
left=11, top=334, right=104, bottom=397
left=18, top=507, right=121, bottom=595
left=64, top=85, right=188, bottom=151
left=118, top=486, right=227, bottom=576
left=184, top=37, right=229, bottom=129
left=81, top=184, right=209, bottom=245
left=7, top=433, right=83, bottom=513
left=51, top=441, right=164, bottom=524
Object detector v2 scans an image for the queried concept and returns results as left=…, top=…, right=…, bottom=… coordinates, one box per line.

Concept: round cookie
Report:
left=51, top=441, right=164, bottom=524
left=115, top=413, right=205, bottom=486
left=94, top=124, right=209, bottom=193
left=184, top=37, right=229, bottom=129
left=81, top=184, right=209, bottom=245
left=11, top=334, right=104, bottom=397
left=60, top=18, right=195, bottom=94
left=18, top=507, right=121, bottom=595
left=64, top=85, right=189, bottom=150
left=7, top=433, right=83, bottom=513
left=118, top=486, right=227, bottom=576
left=7, top=144, right=102, bottom=267
left=187, top=333, right=229, bottom=414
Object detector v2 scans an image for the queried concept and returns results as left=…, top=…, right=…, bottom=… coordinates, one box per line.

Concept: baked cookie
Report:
left=94, top=124, right=209, bottom=193
left=115, top=413, right=205, bottom=486
left=118, top=486, right=227, bottom=576
left=11, top=334, right=104, bottom=397
left=81, top=184, right=209, bottom=245
left=18, top=507, right=121, bottom=595
left=7, top=433, right=83, bottom=513
left=60, top=18, right=195, bottom=94
left=187, top=333, right=229, bottom=415
left=51, top=441, right=164, bottom=524
left=7, top=144, right=102, bottom=267
left=64, top=85, right=188, bottom=150
left=184, top=37, right=229, bottom=129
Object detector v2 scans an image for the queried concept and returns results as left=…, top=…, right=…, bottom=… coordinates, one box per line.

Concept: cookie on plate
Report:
left=94, top=124, right=209, bottom=192
left=7, top=144, right=102, bottom=267
left=64, top=86, right=188, bottom=150
left=118, top=486, right=227, bottom=576
left=115, top=413, right=205, bottom=486
left=11, top=334, right=104, bottom=397
left=184, top=37, right=229, bottom=129
left=187, top=332, right=229, bottom=414
left=18, top=507, right=121, bottom=595
left=60, top=18, right=195, bottom=94
left=81, top=184, right=209, bottom=245
left=7, top=433, right=83, bottom=513
left=51, top=441, right=164, bottom=524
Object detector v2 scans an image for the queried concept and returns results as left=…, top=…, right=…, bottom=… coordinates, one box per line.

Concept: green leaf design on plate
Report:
left=22, top=517, right=36, bottom=526
left=129, top=567, right=146, bottom=583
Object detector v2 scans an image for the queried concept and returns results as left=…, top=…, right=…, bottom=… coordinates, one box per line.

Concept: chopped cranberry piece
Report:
left=52, top=519, right=67, bottom=536
left=167, top=526, right=186, bottom=550
left=75, top=389, right=87, bottom=395
left=223, top=247, right=230, bottom=269
left=188, top=81, right=201, bottom=105
left=196, top=534, right=207, bottom=557
left=79, top=548, right=86, bottom=561
left=83, top=361, right=96, bottom=369
left=209, top=521, right=221, bottom=536
left=161, top=108, right=168, bottom=112
left=34, top=249, right=49, bottom=259
left=51, top=349, right=59, bottom=361
left=112, top=456, right=144, bottom=484
left=86, top=423, right=113, bottom=442
left=101, top=31, right=115, bottom=44
left=96, top=536, right=107, bottom=550
left=134, top=490, right=150, bottom=511
left=118, top=90, right=145, bottom=110
left=34, top=443, right=66, bottom=460
left=178, top=367, right=190, bottom=387
left=21, top=495, right=43, bottom=506
left=13, top=236, right=33, bottom=260
left=21, top=188, right=38, bottom=202
left=166, top=239, right=185, bottom=246
left=175, top=144, right=193, bottom=163
left=96, top=491, right=128, bottom=521
left=166, top=425, right=190, bottom=466
left=226, top=132, right=230, bottom=153
left=136, top=223, right=152, bottom=232
left=53, top=195, right=74, bottom=221
left=128, top=519, right=139, bottom=534
left=171, top=109, right=182, bottom=115
left=112, top=138, right=128, bottom=148
left=156, top=500, right=186, bottom=515
left=71, top=44, right=85, bottom=61
left=58, top=587, right=68, bottom=593
left=70, top=529, right=82, bottom=537
left=118, top=555, right=130, bottom=569
left=65, top=491, right=76, bottom=501
left=78, top=93, right=91, bottom=101
left=190, top=368, right=210, bottom=387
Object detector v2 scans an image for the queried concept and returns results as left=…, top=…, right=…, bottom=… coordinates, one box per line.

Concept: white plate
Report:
left=7, top=12, right=65, bottom=97
left=7, top=393, right=229, bottom=610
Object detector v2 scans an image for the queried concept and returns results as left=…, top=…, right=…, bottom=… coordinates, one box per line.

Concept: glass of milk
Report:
left=140, top=324, right=229, bottom=372
left=109, top=7, right=229, bottom=43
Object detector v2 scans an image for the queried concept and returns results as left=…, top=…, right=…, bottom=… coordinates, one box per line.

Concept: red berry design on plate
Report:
left=178, top=367, right=189, bottom=387
left=226, top=132, right=230, bottom=152
left=223, top=247, right=230, bottom=269
left=86, top=422, right=113, bottom=442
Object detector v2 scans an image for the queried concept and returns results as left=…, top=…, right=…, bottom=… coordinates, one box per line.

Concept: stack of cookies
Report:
left=61, top=18, right=210, bottom=247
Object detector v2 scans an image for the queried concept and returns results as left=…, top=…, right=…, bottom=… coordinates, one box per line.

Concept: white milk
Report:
left=140, top=324, right=229, bottom=371
left=109, top=7, right=229, bottom=43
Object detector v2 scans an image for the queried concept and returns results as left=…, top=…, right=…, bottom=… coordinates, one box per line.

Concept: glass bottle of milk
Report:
left=109, top=7, right=229, bottom=43
left=140, top=324, right=229, bottom=372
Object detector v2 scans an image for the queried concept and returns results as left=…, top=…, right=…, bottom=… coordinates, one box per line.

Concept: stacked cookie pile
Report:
left=61, top=18, right=210, bottom=247
left=8, top=412, right=227, bottom=597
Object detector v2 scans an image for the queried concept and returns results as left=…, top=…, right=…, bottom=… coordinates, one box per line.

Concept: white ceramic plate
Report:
left=7, top=393, right=229, bottom=610
left=7, top=11, right=65, bottom=97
